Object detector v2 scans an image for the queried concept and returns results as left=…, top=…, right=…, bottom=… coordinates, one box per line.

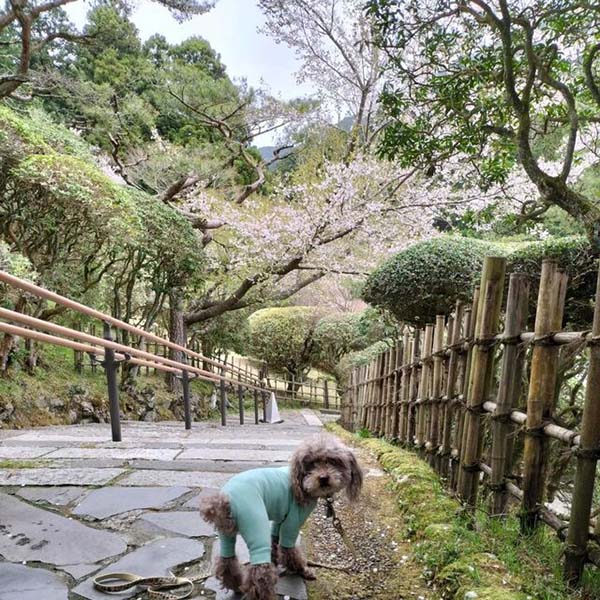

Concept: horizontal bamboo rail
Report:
left=0, top=270, right=253, bottom=384
left=341, top=258, right=600, bottom=585
left=0, top=307, right=268, bottom=393
left=0, top=270, right=272, bottom=439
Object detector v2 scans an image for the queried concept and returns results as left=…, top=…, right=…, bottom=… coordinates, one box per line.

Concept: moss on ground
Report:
left=0, top=459, right=44, bottom=469
left=328, top=424, right=600, bottom=600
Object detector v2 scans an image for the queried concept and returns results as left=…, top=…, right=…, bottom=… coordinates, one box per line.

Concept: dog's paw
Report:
left=300, top=567, right=317, bottom=580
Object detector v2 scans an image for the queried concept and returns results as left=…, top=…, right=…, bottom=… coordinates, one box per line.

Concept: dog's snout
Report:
left=319, top=475, right=330, bottom=486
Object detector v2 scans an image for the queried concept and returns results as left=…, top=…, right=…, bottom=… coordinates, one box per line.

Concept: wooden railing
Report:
left=208, top=352, right=341, bottom=409
left=0, top=271, right=273, bottom=440
left=341, top=257, right=600, bottom=585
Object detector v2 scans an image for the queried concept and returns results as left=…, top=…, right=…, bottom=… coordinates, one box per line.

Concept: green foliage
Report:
left=366, top=0, right=600, bottom=243
left=0, top=242, right=37, bottom=310
left=312, top=313, right=364, bottom=373
left=196, top=310, right=251, bottom=357
left=508, top=236, right=597, bottom=328
left=335, top=340, right=392, bottom=384
left=363, top=237, right=502, bottom=325
left=0, top=105, right=201, bottom=320
left=247, top=306, right=322, bottom=379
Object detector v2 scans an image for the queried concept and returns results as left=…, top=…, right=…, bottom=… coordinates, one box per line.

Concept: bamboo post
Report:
left=416, top=324, right=434, bottom=452
left=390, top=339, right=402, bottom=439
left=407, top=329, right=421, bottom=446
left=396, top=331, right=411, bottom=441
left=521, top=260, right=568, bottom=533
left=383, top=347, right=393, bottom=435
left=564, top=265, right=600, bottom=582
left=360, top=362, right=371, bottom=429
left=376, top=351, right=386, bottom=435
left=429, top=314, right=446, bottom=469
left=390, top=342, right=401, bottom=438
left=440, top=302, right=464, bottom=478
left=367, top=355, right=379, bottom=432
left=458, top=256, right=506, bottom=507
left=382, top=346, right=393, bottom=437
left=452, top=288, right=478, bottom=492
left=352, top=368, right=360, bottom=430
left=489, top=274, right=530, bottom=516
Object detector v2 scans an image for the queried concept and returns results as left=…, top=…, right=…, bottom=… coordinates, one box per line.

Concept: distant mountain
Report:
left=258, top=146, right=276, bottom=162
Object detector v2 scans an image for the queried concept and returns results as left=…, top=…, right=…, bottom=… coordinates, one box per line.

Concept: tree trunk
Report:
left=167, top=291, right=186, bottom=392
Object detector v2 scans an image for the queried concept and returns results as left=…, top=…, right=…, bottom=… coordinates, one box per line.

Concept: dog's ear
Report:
left=345, top=451, right=363, bottom=502
left=290, top=447, right=309, bottom=505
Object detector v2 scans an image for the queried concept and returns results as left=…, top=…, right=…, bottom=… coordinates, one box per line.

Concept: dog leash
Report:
left=325, top=497, right=357, bottom=560
left=93, top=572, right=196, bottom=599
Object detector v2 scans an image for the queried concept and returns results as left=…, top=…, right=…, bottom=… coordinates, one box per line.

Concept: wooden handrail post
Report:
left=458, top=256, right=506, bottom=507
left=521, top=260, right=568, bottom=533
left=564, top=263, right=600, bottom=583
left=182, top=356, right=192, bottom=431
left=238, top=374, right=244, bottom=425
left=489, top=274, right=529, bottom=516
left=102, top=322, right=122, bottom=442
left=253, top=388, right=259, bottom=425
left=220, top=371, right=227, bottom=426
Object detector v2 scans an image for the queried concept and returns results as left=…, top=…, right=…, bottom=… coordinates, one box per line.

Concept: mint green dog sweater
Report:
left=219, top=466, right=317, bottom=564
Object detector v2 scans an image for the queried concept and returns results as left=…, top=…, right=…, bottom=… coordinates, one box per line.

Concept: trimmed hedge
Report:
left=364, top=235, right=597, bottom=328
left=247, top=306, right=321, bottom=378
left=507, top=236, right=596, bottom=328
left=362, top=237, right=501, bottom=325
left=312, top=313, right=364, bottom=373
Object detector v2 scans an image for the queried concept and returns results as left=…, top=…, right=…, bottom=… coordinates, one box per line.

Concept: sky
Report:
left=65, top=0, right=315, bottom=119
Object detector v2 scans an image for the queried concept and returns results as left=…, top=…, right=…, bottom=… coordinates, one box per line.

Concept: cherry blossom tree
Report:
left=258, top=0, right=386, bottom=152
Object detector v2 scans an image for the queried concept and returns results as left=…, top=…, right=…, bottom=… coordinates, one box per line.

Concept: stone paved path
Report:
left=0, top=409, right=334, bottom=600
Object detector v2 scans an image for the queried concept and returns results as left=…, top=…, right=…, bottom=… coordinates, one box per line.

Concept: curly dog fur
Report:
left=242, top=563, right=278, bottom=600
left=278, top=545, right=316, bottom=580
left=215, top=556, right=243, bottom=592
left=200, top=434, right=362, bottom=599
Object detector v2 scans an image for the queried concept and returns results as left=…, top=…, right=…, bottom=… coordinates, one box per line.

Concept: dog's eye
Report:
left=329, top=458, right=344, bottom=469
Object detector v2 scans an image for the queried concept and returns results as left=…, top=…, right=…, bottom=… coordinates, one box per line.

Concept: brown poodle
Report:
left=200, top=434, right=363, bottom=600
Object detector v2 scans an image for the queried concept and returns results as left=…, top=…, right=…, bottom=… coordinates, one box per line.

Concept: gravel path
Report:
left=304, top=440, right=433, bottom=600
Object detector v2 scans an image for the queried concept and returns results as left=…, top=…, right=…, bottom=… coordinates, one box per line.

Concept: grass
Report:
left=327, top=424, right=600, bottom=600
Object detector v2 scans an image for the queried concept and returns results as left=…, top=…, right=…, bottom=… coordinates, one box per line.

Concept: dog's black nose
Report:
left=319, top=475, right=330, bottom=486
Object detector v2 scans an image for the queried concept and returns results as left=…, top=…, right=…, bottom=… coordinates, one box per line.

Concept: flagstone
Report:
left=72, top=538, right=205, bottom=600
left=140, top=510, right=216, bottom=537
left=0, top=563, right=69, bottom=600
left=73, top=486, right=190, bottom=519
left=0, top=493, right=126, bottom=566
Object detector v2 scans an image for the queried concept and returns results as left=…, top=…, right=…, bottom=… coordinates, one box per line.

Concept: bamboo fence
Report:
left=340, top=257, right=600, bottom=584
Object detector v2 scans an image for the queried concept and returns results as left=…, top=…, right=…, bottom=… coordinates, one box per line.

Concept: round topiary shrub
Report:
left=312, top=313, right=364, bottom=373
left=362, top=237, right=501, bottom=325
left=507, top=235, right=596, bottom=328
left=247, top=306, right=322, bottom=380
